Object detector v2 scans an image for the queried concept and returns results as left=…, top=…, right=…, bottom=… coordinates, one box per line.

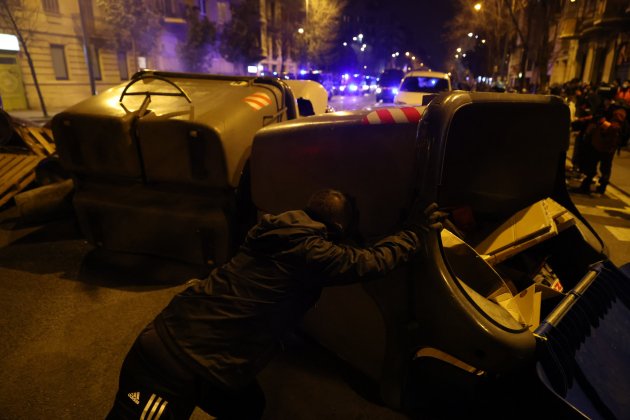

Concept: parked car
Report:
left=376, top=68, right=404, bottom=102
left=337, top=73, right=366, bottom=96
left=250, top=92, right=630, bottom=419
left=394, top=70, right=451, bottom=107
left=51, top=70, right=327, bottom=276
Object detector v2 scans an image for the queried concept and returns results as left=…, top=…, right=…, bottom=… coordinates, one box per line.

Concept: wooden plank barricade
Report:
left=0, top=122, right=56, bottom=207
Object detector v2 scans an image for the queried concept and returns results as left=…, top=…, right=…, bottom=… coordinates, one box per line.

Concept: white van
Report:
left=394, top=70, right=451, bottom=107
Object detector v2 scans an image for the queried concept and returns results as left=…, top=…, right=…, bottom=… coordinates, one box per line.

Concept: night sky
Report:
left=393, top=0, right=454, bottom=69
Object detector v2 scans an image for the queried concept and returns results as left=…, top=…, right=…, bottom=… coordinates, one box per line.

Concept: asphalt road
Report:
left=2, top=94, right=629, bottom=419
left=0, top=202, right=412, bottom=420
left=2, top=184, right=629, bottom=420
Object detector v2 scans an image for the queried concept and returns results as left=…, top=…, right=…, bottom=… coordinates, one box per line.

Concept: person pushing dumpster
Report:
left=107, top=189, right=444, bottom=420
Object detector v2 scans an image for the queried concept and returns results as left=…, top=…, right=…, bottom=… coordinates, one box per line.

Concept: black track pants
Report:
left=106, top=324, right=265, bottom=420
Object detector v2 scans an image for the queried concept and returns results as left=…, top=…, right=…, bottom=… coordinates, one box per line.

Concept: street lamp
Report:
left=474, top=2, right=482, bottom=11
left=298, top=27, right=304, bottom=34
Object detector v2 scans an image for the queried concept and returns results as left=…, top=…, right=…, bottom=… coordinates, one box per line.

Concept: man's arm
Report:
left=302, top=230, right=420, bottom=285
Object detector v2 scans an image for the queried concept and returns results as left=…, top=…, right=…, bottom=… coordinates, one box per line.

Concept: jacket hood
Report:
left=245, top=210, right=328, bottom=252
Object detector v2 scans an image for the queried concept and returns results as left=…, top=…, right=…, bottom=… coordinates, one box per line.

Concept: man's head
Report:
left=305, top=189, right=357, bottom=240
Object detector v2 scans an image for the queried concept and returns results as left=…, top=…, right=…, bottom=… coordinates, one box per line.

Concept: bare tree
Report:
left=218, top=0, right=263, bottom=74
left=0, top=0, right=47, bottom=115
left=301, top=0, right=347, bottom=69
left=446, top=0, right=515, bottom=81
left=446, top=0, right=562, bottom=91
left=178, top=5, right=216, bottom=73
left=95, top=0, right=162, bottom=72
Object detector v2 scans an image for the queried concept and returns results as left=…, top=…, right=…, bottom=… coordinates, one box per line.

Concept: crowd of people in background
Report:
left=554, top=78, right=630, bottom=195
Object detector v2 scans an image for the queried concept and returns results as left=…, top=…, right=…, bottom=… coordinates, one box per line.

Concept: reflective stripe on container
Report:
left=362, top=107, right=423, bottom=124
left=244, top=92, right=272, bottom=110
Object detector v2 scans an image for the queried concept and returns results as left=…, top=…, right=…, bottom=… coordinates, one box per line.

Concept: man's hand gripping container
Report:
left=250, top=93, right=630, bottom=418
left=52, top=71, right=300, bottom=276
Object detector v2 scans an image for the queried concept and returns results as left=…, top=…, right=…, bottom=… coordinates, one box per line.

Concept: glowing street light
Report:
left=405, top=51, right=410, bottom=56
left=298, top=27, right=304, bottom=34
left=474, top=2, right=482, bottom=11
left=343, top=42, right=347, bottom=46
left=456, top=47, right=462, bottom=53
left=468, top=32, right=473, bottom=37
left=481, top=39, right=486, bottom=44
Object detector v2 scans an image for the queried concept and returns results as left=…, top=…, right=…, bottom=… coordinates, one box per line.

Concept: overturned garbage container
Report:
left=250, top=93, right=630, bottom=418
left=52, top=71, right=302, bottom=275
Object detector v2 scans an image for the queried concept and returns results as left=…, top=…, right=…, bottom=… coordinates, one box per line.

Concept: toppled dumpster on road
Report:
left=250, top=92, right=630, bottom=418
left=52, top=71, right=323, bottom=273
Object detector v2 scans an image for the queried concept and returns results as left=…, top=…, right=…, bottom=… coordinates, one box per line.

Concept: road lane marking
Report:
left=607, top=184, right=630, bottom=206
left=575, top=205, right=630, bottom=218
left=604, top=226, right=630, bottom=242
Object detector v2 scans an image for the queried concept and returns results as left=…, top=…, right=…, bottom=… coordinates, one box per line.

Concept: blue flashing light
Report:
left=300, top=69, right=307, bottom=75
left=393, top=88, right=399, bottom=95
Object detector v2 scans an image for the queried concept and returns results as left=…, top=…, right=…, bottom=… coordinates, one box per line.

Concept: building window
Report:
left=217, top=1, right=229, bottom=25
left=137, top=56, right=147, bottom=69
left=117, top=51, right=129, bottom=80
left=50, top=44, right=68, bottom=80
left=89, top=46, right=101, bottom=80
left=42, top=0, right=59, bottom=13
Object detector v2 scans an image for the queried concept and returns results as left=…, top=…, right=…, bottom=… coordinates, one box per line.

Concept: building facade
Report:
left=550, top=0, right=630, bottom=86
left=0, top=0, right=285, bottom=111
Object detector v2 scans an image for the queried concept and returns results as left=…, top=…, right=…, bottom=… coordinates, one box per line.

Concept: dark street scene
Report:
left=1, top=0, right=630, bottom=419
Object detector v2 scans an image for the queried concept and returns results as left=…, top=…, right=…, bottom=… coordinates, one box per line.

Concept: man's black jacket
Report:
left=154, top=210, right=419, bottom=389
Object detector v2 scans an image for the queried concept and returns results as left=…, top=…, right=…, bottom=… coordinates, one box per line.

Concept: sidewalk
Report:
left=610, top=147, right=630, bottom=197
left=7, top=108, right=65, bottom=126
left=7, top=108, right=630, bottom=198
